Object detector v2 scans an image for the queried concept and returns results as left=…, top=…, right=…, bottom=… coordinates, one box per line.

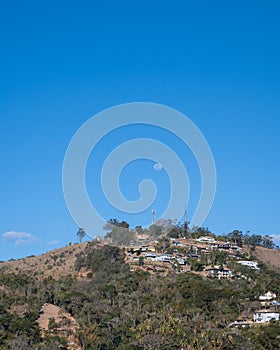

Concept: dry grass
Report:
left=0, top=242, right=89, bottom=280
left=255, top=246, right=280, bottom=270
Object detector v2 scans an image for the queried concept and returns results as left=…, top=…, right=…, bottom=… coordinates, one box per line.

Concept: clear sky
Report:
left=1, top=1, right=280, bottom=261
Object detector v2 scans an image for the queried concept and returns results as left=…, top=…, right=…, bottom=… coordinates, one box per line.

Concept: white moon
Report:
left=153, top=163, right=163, bottom=171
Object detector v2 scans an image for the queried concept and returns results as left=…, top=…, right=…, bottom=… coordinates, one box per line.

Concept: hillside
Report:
left=0, top=242, right=89, bottom=280
left=0, top=239, right=280, bottom=349
left=255, top=246, right=280, bottom=269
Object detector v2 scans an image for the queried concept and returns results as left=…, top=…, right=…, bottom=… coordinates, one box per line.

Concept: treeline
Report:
left=103, top=218, right=278, bottom=250
left=226, top=230, right=276, bottom=249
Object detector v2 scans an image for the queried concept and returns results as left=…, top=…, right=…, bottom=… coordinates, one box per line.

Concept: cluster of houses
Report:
left=255, top=291, right=280, bottom=323
left=195, top=236, right=242, bottom=251
left=229, top=291, right=280, bottom=327
left=204, top=260, right=260, bottom=280
left=132, top=235, right=243, bottom=255
left=127, top=236, right=261, bottom=278
left=127, top=235, right=279, bottom=326
left=144, top=252, right=186, bottom=265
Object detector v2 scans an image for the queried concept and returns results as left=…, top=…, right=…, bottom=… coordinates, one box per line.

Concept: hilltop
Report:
left=1, top=235, right=279, bottom=279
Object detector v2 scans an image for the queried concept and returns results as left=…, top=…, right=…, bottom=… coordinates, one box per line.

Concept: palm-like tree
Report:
left=77, top=228, right=86, bottom=244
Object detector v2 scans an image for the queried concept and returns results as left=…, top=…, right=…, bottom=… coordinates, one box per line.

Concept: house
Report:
left=176, top=257, right=185, bottom=265
left=212, top=243, right=231, bottom=250
left=128, top=247, right=141, bottom=254
left=254, top=310, right=279, bottom=323
left=136, top=234, right=150, bottom=241
left=144, top=252, right=158, bottom=260
left=196, top=236, right=216, bottom=244
left=140, top=245, right=149, bottom=252
left=155, top=255, right=171, bottom=262
left=211, top=242, right=242, bottom=251
left=205, top=267, right=233, bottom=279
left=230, top=245, right=242, bottom=251
left=144, top=252, right=157, bottom=258
left=237, top=261, right=259, bottom=270
left=197, top=246, right=210, bottom=253
left=228, top=318, right=252, bottom=328
left=259, top=291, right=277, bottom=301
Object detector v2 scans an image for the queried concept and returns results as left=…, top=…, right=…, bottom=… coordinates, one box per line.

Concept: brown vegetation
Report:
left=255, top=246, right=280, bottom=269
left=0, top=242, right=89, bottom=280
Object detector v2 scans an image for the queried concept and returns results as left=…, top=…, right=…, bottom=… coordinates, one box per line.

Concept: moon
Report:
left=153, top=162, right=163, bottom=171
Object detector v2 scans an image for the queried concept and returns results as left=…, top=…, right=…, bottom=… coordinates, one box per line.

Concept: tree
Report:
left=48, top=317, right=58, bottom=330
left=227, top=229, right=243, bottom=247
left=77, top=228, right=86, bottom=244
left=104, top=219, right=129, bottom=233
left=110, top=226, right=132, bottom=246
left=118, top=220, right=129, bottom=228
left=167, top=226, right=182, bottom=239
left=262, top=235, right=275, bottom=249
left=190, top=226, right=213, bottom=239
left=103, top=219, right=131, bottom=246
left=247, top=234, right=263, bottom=249
left=135, top=225, right=143, bottom=234
left=139, top=256, right=144, bottom=267
left=103, top=218, right=119, bottom=235
left=148, top=224, right=163, bottom=237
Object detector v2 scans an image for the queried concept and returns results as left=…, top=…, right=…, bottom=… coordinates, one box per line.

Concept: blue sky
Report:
left=0, top=1, right=280, bottom=260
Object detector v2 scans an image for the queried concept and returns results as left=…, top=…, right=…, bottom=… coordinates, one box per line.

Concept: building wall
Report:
left=254, top=312, right=279, bottom=323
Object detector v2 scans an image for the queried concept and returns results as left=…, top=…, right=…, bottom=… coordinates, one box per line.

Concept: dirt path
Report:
left=38, top=303, right=81, bottom=349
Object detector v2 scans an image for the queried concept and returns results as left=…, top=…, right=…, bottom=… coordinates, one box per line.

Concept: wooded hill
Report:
left=0, top=232, right=279, bottom=349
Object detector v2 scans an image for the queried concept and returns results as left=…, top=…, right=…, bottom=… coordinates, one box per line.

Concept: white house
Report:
left=254, top=310, right=279, bottom=323
left=176, top=257, right=185, bottom=265
left=228, top=319, right=252, bottom=328
left=205, top=267, right=233, bottom=279
left=196, top=236, right=216, bottom=244
left=144, top=252, right=158, bottom=260
left=259, top=291, right=277, bottom=301
left=155, top=255, right=171, bottom=262
left=136, top=234, right=150, bottom=241
left=237, top=261, right=259, bottom=270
